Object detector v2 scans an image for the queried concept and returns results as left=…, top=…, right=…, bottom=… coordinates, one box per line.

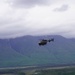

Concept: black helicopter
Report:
left=38, top=38, right=54, bottom=46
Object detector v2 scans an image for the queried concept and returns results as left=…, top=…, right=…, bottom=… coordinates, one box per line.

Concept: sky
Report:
left=0, top=0, right=75, bottom=38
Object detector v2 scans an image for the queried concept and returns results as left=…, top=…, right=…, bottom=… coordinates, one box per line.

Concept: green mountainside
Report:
left=0, top=35, right=75, bottom=68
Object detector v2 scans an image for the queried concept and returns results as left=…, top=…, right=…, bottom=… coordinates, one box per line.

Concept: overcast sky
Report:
left=0, top=0, right=75, bottom=38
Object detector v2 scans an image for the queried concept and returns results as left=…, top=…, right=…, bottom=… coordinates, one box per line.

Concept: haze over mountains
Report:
left=0, top=35, right=75, bottom=68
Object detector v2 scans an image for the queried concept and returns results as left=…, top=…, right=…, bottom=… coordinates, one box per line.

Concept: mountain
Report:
left=0, top=35, right=75, bottom=68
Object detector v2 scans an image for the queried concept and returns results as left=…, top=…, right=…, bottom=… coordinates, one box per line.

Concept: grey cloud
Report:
left=0, top=0, right=75, bottom=38
left=54, top=4, right=69, bottom=12
left=9, top=0, right=50, bottom=8
left=0, top=25, right=30, bottom=39
left=0, top=17, right=34, bottom=39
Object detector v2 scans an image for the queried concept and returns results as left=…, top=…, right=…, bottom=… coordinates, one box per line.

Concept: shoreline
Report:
left=0, top=64, right=75, bottom=70
left=0, top=64, right=75, bottom=74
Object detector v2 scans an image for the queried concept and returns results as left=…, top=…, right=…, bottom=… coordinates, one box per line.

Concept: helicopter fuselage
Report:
left=39, top=40, right=47, bottom=46
left=38, top=39, right=54, bottom=46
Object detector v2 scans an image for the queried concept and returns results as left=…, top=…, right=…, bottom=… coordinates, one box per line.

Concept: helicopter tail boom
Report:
left=48, top=38, right=54, bottom=42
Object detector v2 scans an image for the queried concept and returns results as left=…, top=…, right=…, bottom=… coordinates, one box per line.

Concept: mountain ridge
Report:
left=0, top=35, right=75, bottom=68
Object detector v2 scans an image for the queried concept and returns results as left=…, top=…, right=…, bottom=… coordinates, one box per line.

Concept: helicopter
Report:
left=38, top=38, right=54, bottom=46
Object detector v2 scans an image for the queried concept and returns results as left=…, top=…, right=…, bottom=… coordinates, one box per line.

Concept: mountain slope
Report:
left=0, top=35, right=75, bottom=67
left=0, top=39, right=33, bottom=67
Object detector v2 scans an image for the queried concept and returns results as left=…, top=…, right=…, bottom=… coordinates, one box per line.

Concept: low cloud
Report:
left=54, top=4, right=69, bottom=12
left=9, top=0, right=50, bottom=8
